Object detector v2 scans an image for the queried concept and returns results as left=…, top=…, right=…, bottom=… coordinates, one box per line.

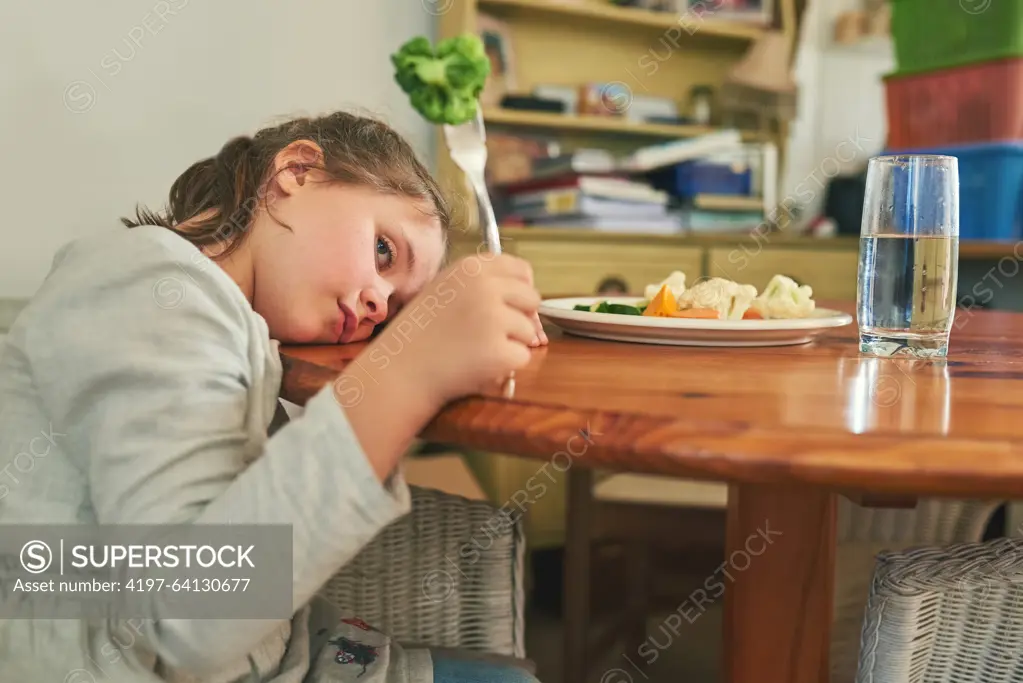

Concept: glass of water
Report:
left=857, top=155, right=959, bottom=358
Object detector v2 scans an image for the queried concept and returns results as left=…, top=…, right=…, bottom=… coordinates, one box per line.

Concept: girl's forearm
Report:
left=336, top=355, right=442, bottom=482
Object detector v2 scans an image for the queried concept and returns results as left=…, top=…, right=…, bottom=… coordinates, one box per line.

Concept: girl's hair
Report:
left=123, top=111, right=452, bottom=257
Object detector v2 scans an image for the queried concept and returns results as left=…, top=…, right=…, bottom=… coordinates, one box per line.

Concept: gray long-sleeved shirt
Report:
left=0, top=226, right=430, bottom=682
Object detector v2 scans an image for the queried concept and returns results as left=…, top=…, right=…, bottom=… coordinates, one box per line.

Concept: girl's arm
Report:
left=23, top=230, right=421, bottom=676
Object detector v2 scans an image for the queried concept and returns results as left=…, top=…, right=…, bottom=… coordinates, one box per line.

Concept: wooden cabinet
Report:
left=706, top=247, right=861, bottom=300
left=514, top=240, right=705, bottom=296
left=450, top=230, right=864, bottom=300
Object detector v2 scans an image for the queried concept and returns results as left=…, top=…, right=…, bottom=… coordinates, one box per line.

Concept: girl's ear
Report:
left=271, top=140, right=326, bottom=197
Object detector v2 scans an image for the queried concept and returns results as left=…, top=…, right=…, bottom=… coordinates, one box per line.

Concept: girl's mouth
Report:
left=335, top=302, right=358, bottom=344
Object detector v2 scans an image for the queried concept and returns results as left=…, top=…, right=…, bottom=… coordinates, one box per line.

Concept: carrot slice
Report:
left=742, top=309, right=763, bottom=320
left=669, top=308, right=720, bottom=319
left=642, top=284, right=679, bottom=317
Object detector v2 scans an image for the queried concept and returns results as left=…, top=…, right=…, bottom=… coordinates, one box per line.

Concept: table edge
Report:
left=279, top=353, right=1023, bottom=500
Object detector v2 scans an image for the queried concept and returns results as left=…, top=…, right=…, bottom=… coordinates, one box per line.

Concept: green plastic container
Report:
left=890, top=0, right=1023, bottom=75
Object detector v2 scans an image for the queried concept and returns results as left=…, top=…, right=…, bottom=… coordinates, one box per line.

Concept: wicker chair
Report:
left=318, top=485, right=527, bottom=659
left=832, top=498, right=1000, bottom=683
left=854, top=535, right=1023, bottom=683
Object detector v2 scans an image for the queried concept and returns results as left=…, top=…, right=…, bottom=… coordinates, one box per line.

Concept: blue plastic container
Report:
left=885, top=141, right=1023, bottom=241
left=646, top=161, right=753, bottom=199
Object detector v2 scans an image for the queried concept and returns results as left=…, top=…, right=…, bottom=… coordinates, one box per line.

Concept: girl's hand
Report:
left=379, top=253, right=542, bottom=405
left=530, top=312, right=549, bottom=347
left=523, top=262, right=549, bottom=347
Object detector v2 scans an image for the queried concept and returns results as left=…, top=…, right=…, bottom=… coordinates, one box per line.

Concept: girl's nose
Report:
left=361, top=290, right=389, bottom=324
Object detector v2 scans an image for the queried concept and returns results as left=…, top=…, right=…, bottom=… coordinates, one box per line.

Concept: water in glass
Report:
left=858, top=234, right=958, bottom=356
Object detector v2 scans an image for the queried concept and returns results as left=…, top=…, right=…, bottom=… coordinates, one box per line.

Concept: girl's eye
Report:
left=376, top=236, right=396, bottom=271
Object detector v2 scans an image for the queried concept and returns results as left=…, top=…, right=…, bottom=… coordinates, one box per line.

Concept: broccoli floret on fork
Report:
left=390, top=34, right=491, bottom=125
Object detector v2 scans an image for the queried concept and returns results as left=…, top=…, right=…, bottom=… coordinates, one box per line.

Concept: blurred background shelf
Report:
left=477, top=0, right=766, bottom=41
left=484, top=107, right=772, bottom=141
left=437, top=0, right=797, bottom=248
left=473, top=227, right=1023, bottom=260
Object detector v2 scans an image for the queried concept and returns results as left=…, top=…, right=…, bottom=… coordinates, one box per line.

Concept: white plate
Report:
left=539, top=297, right=854, bottom=347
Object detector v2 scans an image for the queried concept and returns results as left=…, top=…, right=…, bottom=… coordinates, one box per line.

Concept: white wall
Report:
left=782, top=0, right=894, bottom=225
left=0, top=0, right=435, bottom=299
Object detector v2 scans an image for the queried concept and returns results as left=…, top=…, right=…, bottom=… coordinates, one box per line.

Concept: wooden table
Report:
left=279, top=303, right=1023, bottom=683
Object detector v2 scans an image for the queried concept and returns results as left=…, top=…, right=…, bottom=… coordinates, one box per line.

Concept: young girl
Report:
left=0, top=111, right=547, bottom=682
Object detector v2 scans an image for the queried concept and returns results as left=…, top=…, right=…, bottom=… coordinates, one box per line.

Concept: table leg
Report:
left=564, top=468, right=594, bottom=683
left=723, top=484, right=836, bottom=683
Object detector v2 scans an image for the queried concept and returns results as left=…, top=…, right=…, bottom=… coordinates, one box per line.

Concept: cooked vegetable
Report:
left=642, top=285, right=679, bottom=317
left=677, top=278, right=758, bottom=320
left=607, top=303, right=643, bottom=316
left=391, top=34, right=491, bottom=125
left=750, top=274, right=816, bottom=319
left=643, top=271, right=687, bottom=302
left=565, top=271, right=817, bottom=322
left=574, top=302, right=643, bottom=315
left=669, top=308, right=720, bottom=319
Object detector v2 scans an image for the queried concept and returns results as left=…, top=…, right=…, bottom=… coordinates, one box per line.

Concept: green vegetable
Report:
left=575, top=301, right=644, bottom=315
left=391, top=34, right=491, bottom=125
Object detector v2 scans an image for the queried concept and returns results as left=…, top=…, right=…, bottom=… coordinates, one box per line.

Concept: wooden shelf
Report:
left=467, top=227, right=857, bottom=248
left=957, top=242, right=1023, bottom=260
left=478, top=0, right=766, bottom=41
left=484, top=107, right=770, bottom=142
left=457, top=227, right=1021, bottom=260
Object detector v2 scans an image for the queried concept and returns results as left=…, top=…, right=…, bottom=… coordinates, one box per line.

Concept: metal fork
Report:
left=443, top=108, right=515, bottom=397
left=443, top=108, right=503, bottom=257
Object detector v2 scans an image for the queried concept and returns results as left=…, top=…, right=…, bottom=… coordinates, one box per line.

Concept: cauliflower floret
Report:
left=644, top=271, right=687, bottom=302
left=677, top=278, right=758, bottom=320
left=751, top=274, right=815, bottom=319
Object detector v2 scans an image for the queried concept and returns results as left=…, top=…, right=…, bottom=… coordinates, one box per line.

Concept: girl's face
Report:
left=244, top=146, right=446, bottom=345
